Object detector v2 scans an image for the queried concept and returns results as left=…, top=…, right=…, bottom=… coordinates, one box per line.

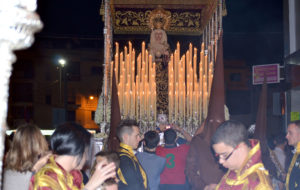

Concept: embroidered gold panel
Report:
left=113, top=8, right=203, bottom=35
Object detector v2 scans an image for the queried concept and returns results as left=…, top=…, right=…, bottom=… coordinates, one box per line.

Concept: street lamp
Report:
left=58, top=58, right=66, bottom=105
left=58, top=58, right=66, bottom=67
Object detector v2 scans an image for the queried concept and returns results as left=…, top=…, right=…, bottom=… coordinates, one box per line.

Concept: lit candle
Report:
left=124, top=46, right=128, bottom=63
left=154, top=89, right=157, bottom=122
left=145, top=50, right=148, bottom=79
left=137, top=54, right=141, bottom=81
left=126, top=54, right=130, bottom=84
left=132, top=83, right=136, bottom=117
left=175, top=82, right=178, bottom=121
left=118, top=83, right=122, bottom=113
left=129, top=41, right=132, bottom=63
left=132, top=49, right=135, bottom=87
left=142, top=41, right=145, bottom=63
left=115, top=42, right=119, bottom=83
left=125, top=91, right=128, bottom=116
left=110, top=61, right=114, bottom=86
left=177, top=42, right=180, bottom=63
left=136, top=77, right=139, bottom=119
left=130, top=90, right=133, bottom=118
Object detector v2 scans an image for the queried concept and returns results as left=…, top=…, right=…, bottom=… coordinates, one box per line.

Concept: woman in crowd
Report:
left=30, top=122, right=116, bottom=190
left=3, top=124, right=50, bottom=190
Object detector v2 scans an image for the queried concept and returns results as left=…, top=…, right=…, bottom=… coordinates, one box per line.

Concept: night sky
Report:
left=37, top=0, right=103, bottom=36
left=36, top=0, right=284, bottom=66
left=223, top=0, right=283, bottom=65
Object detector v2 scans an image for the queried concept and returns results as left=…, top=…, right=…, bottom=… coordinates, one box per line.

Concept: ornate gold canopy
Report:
left=106, top=0, right=225, bottom=35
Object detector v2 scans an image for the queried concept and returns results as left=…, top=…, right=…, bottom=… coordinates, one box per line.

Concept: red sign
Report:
left=252, top=64, right=280, bottom=85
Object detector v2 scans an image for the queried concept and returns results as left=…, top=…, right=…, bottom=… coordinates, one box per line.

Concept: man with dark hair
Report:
left=136, top=131, right=166, bottom=190
left=156, top=129, right=190, bottom=190
left=285, top=120, right=300, bottom=190
left=116, top=119, right=148, bottom=190
left=208, top=120, right=272, bottom=190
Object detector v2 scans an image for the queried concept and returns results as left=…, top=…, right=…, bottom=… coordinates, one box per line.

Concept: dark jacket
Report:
left=185, top=134, right=225, bottom=190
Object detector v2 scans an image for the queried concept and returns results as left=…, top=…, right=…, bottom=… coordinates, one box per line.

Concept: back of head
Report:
left=91, top=151, right=120, bottom=176
left=144, top=130, right=159, bottom=149
left=274, top=133, right=286, bottom=146
left=51, top=122, right=91, bottom=163
left=117, top=119, right=138, bottom=142
left=5, top=123, right=48, bottom=172
left=164, top=129, right=177, bottom=145
left=211, top=120, right=249, bottom=147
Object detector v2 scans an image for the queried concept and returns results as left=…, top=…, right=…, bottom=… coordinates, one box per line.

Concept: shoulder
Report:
left=156, top=146, right=165, bottom=153
left=4, top=169, right=32, bottom=178
left=156, top=145, right=164, bottom=149
left=248, top=169, right=272, bottom=190
left=119, top=152, right=133, bottom=161
left=135, top=152, right=142, bottom=157
left=119, top=154, right=137, bottom=168
left=30, top=167, right=60, bottom=190
left=152, top=153, right=166, bottom=163
left=136, top=151, right=146, bottom=156
left=178, top=144, right=190, bottom=151
left=3, top=170, right=32, bottom=189
left=180, top=144, right=190, bottom=148
left=70, top=170, right=83, bottom=188
left=157, top=155, right=167, bottom=166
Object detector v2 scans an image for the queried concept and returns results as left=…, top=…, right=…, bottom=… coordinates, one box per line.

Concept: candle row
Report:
left=168, top=42, right=214, bottom=126
left=112, top=42, right=157, bottom=124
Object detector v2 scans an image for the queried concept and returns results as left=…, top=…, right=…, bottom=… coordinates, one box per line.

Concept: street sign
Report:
left=252, top=64, right=280, bottom=85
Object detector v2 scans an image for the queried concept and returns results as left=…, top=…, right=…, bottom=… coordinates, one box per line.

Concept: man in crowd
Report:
left=207, top=120, right=272, bottom=190
left=116, top=119, right=148, bottom=190
left=156, top=123, right=192, bottom=145
left=156, top=128, right=190, bottom=190
left=136, top=130, right=166, bottom=190
left=285, top=120, right=300, bottom=190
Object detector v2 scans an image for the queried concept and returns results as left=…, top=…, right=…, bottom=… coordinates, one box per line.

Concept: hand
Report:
left=204, top=184, right=217, bottom=190
left=158, top=124, right=167, bottom=132
left=85, top=161, right=116, bottom=190
left=170, top=124, right=182, bottom=132
left=32, top=151, right=52, bottom=172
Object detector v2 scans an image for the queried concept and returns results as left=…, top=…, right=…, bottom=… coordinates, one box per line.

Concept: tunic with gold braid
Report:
left=286, top=142, right=300, bottom=190
left=216, top=140, right=272, bottom=190
left=29, top=156, right=83, bottom=190
left=117, top=142, right=148, bottom=190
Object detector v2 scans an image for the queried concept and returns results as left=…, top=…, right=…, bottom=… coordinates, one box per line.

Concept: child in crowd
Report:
left=91, top=151, right=120, bottom=190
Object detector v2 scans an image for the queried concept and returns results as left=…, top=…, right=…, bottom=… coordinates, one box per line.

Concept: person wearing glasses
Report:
left=205, top=120, right=272, bottom=190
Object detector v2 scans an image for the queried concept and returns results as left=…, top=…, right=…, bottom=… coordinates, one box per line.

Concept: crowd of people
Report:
left=2, top=119, right=300, bottom=190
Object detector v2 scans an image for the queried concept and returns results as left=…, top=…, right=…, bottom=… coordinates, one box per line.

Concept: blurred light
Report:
left=89, top=96, right=94, bottom=100
left=58, top=58, right=66, bottom=67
